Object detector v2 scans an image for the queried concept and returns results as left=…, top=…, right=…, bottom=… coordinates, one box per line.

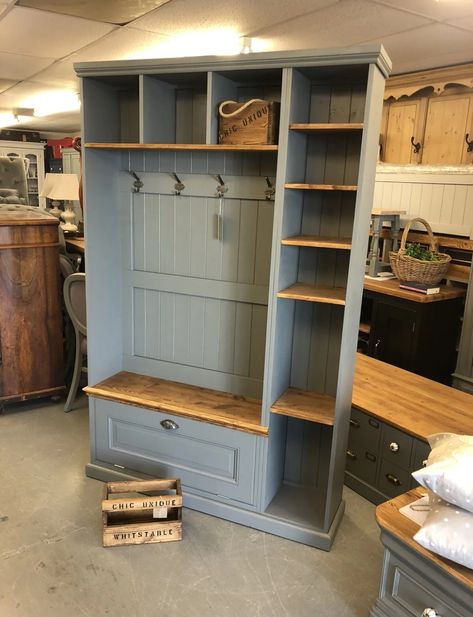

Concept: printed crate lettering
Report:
left=218, top=100, right=280, bottom=145
left=102, top=478, right=182, bottom=547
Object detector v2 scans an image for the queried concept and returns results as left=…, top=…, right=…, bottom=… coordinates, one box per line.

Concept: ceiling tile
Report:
left=132, top=0, right=339, bottom=36
left=18, top=0, right=172, bottom=25
left=0, top=80, right=73, bottom=108
left=31, top=28, right=170, bottom=88
left=446, top=14, right=473, bottom=32
left=0, top=6, right=115, bottom=59
left=366, top=23, right=473, bottom=73
left=0, top=52, right=54, bottom=80
left=374, top=0, right=473, bottom=21
left=252, top=0, right=430, bottom=51
left=0, top=78, right=16, bottom=94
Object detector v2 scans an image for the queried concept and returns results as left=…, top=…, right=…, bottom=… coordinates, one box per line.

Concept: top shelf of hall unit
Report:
left=85, top=143, right=278, bottom=152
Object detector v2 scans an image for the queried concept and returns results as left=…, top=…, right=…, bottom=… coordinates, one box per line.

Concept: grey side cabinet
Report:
left=78, top=46, right=391, bottom=549
left=345, top=407, right=431, bottom=504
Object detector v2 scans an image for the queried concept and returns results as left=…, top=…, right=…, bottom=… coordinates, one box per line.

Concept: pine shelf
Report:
left=85, top=143, right=279, bottom=152
left=281, top=235, right=352, bottom=250
left=277, top=283, right=346, bottom=305
left=84, top=371, right=267, bottom=436
left=289, top=123, right=364, bottom=133
left=359, top=322, right=371, bottom=335
left=271, top=387, right=335, bottom=425
left=284, top=183, right=357, bottom=191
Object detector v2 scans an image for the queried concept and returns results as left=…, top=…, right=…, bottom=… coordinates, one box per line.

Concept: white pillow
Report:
left=414, top=491, right=473, bottom=570
left=412, top=433, right=473, bottom=514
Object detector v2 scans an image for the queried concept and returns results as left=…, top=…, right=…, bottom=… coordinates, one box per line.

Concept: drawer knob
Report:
left=386, top=473, right=401, bottom=486
left=422, top=609, right=440, bottom=617
left=389, top=441, right=399, bottom=452
left=160, top=419, right=179, bottom=430
left=346, top=449, right=357, bottom=460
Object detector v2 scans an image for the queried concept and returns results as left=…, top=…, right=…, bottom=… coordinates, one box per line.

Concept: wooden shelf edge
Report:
left=84, top=372, right=268, bottom=437
left=277, top=283, right=346, bottom=305
left=85, top=143, right=279, bottom=152
left=289, top=123, right=364, bottom=132
left=285, top=183, right=358, bottom=191
left=271, top=387, right=335, bottom=425
left=281, top=235, right=352, bottom=250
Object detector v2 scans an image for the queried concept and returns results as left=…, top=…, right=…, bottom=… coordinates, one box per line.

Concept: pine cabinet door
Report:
left=422, top=93, right=473, bottom=164
left=382, top=98, right=427, bottom=163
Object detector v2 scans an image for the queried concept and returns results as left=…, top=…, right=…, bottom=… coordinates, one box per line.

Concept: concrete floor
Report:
left=0, top=396, right=384, bottom=617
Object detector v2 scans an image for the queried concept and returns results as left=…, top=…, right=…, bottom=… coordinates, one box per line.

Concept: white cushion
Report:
left=412, top=433, right=473, bottom=513
left=414, top=491, right=473, bottom=570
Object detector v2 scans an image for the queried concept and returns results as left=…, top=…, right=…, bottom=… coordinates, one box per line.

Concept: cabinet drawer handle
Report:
left=346, top=449, right=357, bottom=460
left=389, top=441, right=399, bottom=452
left=386, top=473, right=401, bottom=486
left=365, top=452, right=377, bottom=463
left=160, top=419, right=179, bottom=430
left=422, top=609, right=441, bottom=617
left=350, top=418, right=360, bottom=428
left=368, top=418, right=379, bottom=429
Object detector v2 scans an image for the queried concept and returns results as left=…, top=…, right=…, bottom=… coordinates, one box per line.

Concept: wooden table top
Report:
left=363, top=276, right=466, bottom=303
left=353, top=354, right=473, bottom=440
left=376, top=489, right=473, bottom=591
left=65, top=236, right=85, bottom=254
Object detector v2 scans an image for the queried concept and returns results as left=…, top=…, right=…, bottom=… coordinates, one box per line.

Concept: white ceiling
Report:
left=0, top=0, right=473, bottom=133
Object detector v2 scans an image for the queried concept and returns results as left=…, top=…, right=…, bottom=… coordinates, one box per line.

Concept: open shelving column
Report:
left=261, top=62, right=388, bottom=536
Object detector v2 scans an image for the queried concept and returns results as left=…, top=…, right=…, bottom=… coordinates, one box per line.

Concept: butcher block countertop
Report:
left=353, top=353, right=473, bottom=440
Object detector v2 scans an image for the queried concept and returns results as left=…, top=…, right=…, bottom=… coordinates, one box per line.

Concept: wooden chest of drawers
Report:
left=0, top=208, right=64, bottom=403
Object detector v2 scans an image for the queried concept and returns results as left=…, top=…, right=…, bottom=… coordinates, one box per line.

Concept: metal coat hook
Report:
left=465, top=133, right=473, bottom=153
left=129, top=171, right=143, bottom=193
left=216, top=174, right=228, bottom=198
left=265, top=176, right=275, bottom=200
left=410, top=136, right=421, bottom=154
left=172, top=173, right=185, bottom=195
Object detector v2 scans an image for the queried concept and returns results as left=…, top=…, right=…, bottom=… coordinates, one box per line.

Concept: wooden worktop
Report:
left=85, top=356, right=473, bottom=441
left=376, top=489, right=473, bottom=591
left=354, top=354, right=473, bottom=440
left=363, top=276, right=466, bottom=303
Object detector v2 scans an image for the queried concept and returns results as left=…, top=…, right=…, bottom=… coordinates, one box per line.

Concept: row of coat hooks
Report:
left=129, top=170, right=275, bottom=200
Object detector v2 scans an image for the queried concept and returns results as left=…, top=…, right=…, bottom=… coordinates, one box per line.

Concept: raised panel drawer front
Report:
left=392, top=565, right=464, bottom=617
left=93, top=398, right=258, bottom=505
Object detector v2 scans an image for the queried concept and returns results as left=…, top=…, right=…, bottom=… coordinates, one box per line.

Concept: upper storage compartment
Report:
left=207, top=68, right=283, bottom=145
left=141, top=72, right=208, bottom=144
left=82, top=75, right=140, bottom=143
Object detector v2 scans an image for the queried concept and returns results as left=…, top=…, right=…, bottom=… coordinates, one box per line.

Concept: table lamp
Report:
left=40, top=173, right=80, bottom=232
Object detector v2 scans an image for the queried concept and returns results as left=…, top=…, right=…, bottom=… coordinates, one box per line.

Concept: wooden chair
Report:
left=63, top=273, right=87, bottom=412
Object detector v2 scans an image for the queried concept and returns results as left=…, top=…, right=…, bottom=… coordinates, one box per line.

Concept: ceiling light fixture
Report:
left=240, top=37, right=254, bottom=54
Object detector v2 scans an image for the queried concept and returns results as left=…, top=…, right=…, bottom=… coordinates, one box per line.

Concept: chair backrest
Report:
left=59, top=253, right=75, bottom=279
left=63, top=273, right=86, bottom=336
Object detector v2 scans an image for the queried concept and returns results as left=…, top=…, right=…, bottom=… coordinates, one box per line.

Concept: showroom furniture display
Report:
left=347, top=354, right=473, bottom=505
left=0, top=205, right=64, bottom=405
left=79, top=46, right=391, bottom=549
left=0, top=141, right=45, bottom=207
left=370, top=489, right=473, bottom=617
left=361, top=277, right=465, bottom=383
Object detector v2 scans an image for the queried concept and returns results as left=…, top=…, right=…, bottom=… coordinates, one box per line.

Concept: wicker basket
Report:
left=389, top=217, right=451, bottom=285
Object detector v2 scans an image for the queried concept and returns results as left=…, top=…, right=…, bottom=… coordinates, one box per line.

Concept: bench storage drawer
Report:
left=91, top=397, right=259, bottom=506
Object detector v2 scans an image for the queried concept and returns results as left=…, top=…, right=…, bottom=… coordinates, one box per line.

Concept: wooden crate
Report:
left=218, top=99, right=280, bottom=145
left=102, top=478, right=182, bottom=547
